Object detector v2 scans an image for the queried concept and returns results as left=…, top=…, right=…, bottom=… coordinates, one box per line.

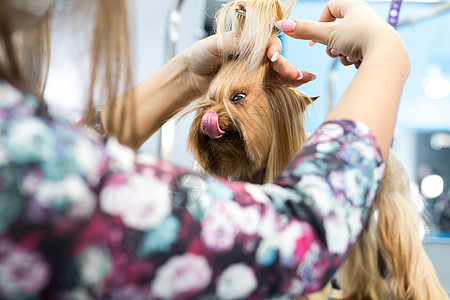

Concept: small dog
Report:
left=184, top=0, right=448, bottom=299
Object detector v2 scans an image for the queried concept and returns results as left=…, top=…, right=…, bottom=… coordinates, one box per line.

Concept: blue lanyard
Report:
left=387, top=0, right=403, bottom=29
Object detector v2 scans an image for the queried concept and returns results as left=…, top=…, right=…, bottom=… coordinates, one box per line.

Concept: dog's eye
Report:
left=231, top=93, right=247, bottom=102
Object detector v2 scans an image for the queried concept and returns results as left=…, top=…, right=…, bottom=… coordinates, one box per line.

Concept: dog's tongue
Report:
left=201, top=110, right=225, bottom=139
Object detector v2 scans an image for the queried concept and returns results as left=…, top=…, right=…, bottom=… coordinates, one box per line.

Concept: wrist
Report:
left=179, top=52, right=204, bottom=100
left=364, top=33, right=410, bottom=80
left=166, top=53, right=201, bottom=104
left=180, top=49, right=214, bottom=98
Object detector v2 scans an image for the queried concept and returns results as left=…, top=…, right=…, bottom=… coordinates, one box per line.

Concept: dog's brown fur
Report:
left=186, top=59, right=315, bottom=184
left=183, top=0, right=448, bottom=299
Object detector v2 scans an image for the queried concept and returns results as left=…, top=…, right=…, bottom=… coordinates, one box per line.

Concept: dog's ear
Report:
left=260, top=86, right=314, bottom=182
left=278, top=87, right=318, bottom=111
left=264, top=85, right=312, bottom=123
left=300, top=93, right=319, bottom=107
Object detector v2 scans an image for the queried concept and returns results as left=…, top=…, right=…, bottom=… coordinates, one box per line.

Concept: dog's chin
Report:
left=194, top=130, right=267, bottom=184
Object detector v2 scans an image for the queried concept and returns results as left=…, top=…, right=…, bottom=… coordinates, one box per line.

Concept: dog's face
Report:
left=187, top=59, right=316, bottom=184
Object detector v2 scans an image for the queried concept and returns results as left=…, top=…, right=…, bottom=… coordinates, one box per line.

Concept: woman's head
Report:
left=0, top=0, right=54, bottom=97
left=0, top=0, right=134, bottom=142
left=0, top=0, right=55, bottom=32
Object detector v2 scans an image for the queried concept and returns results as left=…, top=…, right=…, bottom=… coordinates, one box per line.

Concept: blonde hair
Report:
left=0, top=5, right=51, bottom=98
left=336, top=152, right=448, bottom=300
left=0, top=0, right=134, bottom=141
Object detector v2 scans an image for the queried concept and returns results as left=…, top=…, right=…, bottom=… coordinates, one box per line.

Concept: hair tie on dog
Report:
left=221, top=3, right=246, bottom=16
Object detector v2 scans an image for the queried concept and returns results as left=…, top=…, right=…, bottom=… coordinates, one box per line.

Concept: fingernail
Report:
left=275, top=20, right=283, bottom=29
left=311, top=74, right=317, bottom=81
left=296, top=70, right=303, bottom=80
left=309, top=41, right=316, bottom=47
left=275, top=20, right=296, bottom=32
left=270, top=51, right=280, bottom=62
left=330, top=49, right=339, bottom=56
left=346, top=57, right=357, bottom=63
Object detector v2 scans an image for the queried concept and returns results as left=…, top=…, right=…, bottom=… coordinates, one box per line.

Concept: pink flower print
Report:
left=238, top=205, right=261, bottom=235
left=216, top=263, right=258, bottom=299
left=100, top=172, right=171, bottom=231
left=0, top=239, right=51, bottom=296
left=201, top=201, right=241, bottom=252
left=151, top=253, right=212, bottom=299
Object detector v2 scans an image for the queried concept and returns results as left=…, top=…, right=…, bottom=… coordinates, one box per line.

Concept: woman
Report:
left=0, top=0, right=409, bottom=298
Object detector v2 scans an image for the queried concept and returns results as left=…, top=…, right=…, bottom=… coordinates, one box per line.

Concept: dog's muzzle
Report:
left=201, top=110, right=225, bottom=139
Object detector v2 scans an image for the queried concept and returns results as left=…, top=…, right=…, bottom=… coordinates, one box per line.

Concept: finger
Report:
left=296, top=71, right=317, bottom=85
left=309, top=1, right=341, bottom=47
left=272, top=55, right=316, bottom=85
left=317, top=1, right=338, bottom=23
left=339, top=55, right=353, bottom=66
left=320, top=0, right=357, bottom=21
left=326, top=46, right=339, bottom=58
left=276, top=19, right=331, bottom=45
left=267, top=37, right=283, bottom=62
left=279, top=71, right=317, bottom=88
left=346, top=57, right=358, bottom=64
left=272, top=55, right=300, bottom=80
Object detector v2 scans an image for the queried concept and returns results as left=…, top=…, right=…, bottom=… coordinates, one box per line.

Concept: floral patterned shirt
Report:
left=0, top=80, right=384, bottom=299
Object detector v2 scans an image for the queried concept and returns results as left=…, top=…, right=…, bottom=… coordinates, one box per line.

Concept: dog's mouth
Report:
left=200, top=111, right=243, bottom=143
left=206, top=129, right=242, bottom=144
left=201, top=110, right=226, bottom=139
left=192, top=109, right=266, bottom=183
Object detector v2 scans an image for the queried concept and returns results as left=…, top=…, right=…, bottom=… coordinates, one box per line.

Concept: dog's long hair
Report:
left=185, top=0, right=314, bottom=184
left=184, top=0, right=448, bottom=299
left=336, top=153, right=448, bottom=300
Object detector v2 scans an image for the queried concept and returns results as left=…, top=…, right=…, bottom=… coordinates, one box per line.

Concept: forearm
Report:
left=101, top=53, right=200, bottom=149
left=325, top=36, right=410, bottom=160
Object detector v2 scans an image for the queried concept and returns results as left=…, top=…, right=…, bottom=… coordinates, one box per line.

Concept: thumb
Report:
left=276, top=20, right=330, bottom=45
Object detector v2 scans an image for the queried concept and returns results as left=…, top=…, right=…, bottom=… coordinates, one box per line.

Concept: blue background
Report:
left=283, top=1, right=450, bottom=134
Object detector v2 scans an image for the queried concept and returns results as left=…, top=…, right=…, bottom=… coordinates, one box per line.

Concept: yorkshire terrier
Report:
left=183, top=0, right=448, bottom=299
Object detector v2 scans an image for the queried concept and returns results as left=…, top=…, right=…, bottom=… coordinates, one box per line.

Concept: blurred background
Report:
left=44, top=0, right=450, bottom=291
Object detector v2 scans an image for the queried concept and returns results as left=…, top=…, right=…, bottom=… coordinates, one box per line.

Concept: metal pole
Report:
left=159, top=0, right=186, bottom=160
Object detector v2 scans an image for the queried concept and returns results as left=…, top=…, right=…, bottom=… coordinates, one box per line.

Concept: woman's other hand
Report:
left=182, top=34, right=316, bottom=95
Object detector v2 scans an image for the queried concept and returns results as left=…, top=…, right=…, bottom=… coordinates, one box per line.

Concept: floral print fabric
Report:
left=0, top=80, right=384, bottom=299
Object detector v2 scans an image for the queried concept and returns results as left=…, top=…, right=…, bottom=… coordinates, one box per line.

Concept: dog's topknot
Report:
left=216, top=0, right=296, bottom=70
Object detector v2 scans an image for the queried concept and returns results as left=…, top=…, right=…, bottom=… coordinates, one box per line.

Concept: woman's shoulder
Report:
left=0, top=79, right=45, bottom=119
left=0, top=79, right=109, bottom=193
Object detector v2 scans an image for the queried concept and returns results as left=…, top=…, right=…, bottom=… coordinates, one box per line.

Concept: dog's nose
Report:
left=201, top=110, right=225, bottom=139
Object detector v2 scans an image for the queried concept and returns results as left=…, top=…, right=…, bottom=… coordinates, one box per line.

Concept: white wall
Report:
left=132, top=0, right=206, bottom=169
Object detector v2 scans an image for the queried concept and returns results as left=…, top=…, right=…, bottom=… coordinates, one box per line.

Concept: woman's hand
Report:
left=276, top=0, right=405, bottom=71
left=181, top=34, right=317, bottom=96
left=275, top=0, right=410, bottom=160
